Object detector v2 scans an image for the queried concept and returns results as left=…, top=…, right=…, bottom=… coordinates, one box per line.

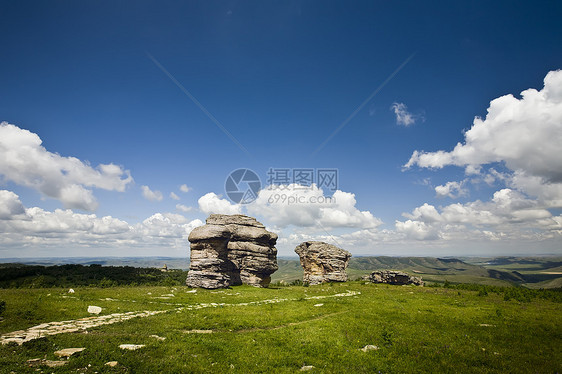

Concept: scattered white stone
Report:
left=300, top=365, right=315, bottom=371
left=162, top=294, right=175, bottom=297
left=119, top=344, right=145, bottom=350
left=45, top=360, right=68, bottom=367
left=68, top=289, right=75, bottom=294
left=147, top=292, right=152, bottom=295
left=87, top=306, right=102, bottom=314
left=360, top=345, right=380, bottom=352
left=1, top=310, right=167, bottom=345
left=186, top=290, right=197, bottom=293
left=27, top=358, right=68, bottom=367
left=314, top=303, right=323, bottom=307
left=478, top=324, right=496, bottom=327
left=150, top=334, right=166, bottom=341
left=105, top=361, right=119, bottom=367
left=184, top=329, right=213, bottom=334
left=54, top=347, right=85, bottom=358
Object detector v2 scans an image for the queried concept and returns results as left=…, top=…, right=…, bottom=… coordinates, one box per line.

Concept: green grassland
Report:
left=0, top=282, right=560, bottom=373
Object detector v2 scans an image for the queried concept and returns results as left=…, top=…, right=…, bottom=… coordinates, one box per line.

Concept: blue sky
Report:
left=1, top=1, right=561, bottom=258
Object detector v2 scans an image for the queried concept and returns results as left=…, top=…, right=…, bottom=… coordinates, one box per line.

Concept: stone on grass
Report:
left=105, top=361, right=119, bottom=367
left=300, top=365, right=315, bottom=371
left=119, top=344, right=145, bottom=350
left=150, top=334, right=166, bottom=340
left=68, top=289, right=75, bottom=294
left=54, top=347, right=85, bottom=357
left=186, top=214, right=278, bottom=289
left=360, top=345, right=380, bottom=352
left=27, top=358, right=68, bottom=367
left=184, top=329, right=213, bottom=334
left=295, top=241, right=351, bottom=285
left=87, top=305, right=102, bottom=314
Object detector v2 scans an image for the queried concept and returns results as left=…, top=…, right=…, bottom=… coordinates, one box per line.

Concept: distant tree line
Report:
left=0, top=264, right=188, bottom=288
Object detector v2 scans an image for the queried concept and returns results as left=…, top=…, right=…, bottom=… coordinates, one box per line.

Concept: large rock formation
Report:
left=186, top=214, right=278, bottom=289
left=294, top=241, right=351, bottom=285
left=365, top=270, right=424, bottom=286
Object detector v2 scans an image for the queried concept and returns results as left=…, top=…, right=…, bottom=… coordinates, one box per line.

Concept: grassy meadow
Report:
left=0, top=282, right=560, bottom=373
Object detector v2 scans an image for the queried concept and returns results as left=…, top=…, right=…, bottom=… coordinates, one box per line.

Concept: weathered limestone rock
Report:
left=54, top=348, right=85, bottom=358
left=365, top=270, right=424, bottom=286
left=186, top=214, right=278, bottom=289
left=294, top=241, right=351, bottom=285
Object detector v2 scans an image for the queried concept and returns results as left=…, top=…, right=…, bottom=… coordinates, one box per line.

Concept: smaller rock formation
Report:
left=186, top=214, right=278, bottom=289
left=365, top=270, right=424, bottom=286
left=294, top=241, right=351, bottom=285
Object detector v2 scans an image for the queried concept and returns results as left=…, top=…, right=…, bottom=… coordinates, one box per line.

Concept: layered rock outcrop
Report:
left=365, top=270, right=424, bottom=286
left=294, top=241, right=351, bottom=285
left=186, top=214, right=278, bottom=289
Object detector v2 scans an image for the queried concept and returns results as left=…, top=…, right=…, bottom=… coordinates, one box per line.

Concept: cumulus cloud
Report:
left=0, top=190, right=26, bottom=219
left=170, top=192, right=180, bottom=200
left=435, top=181, right=468, bottom=199
left=0, top=122, right=133, bottom=211
left=141, top=185, right=163, bottom=201
left=404, top=70, right=562, bottom=207
left=396, top=189, right=561, bottom=241
left=176, top=204, right=192, bottom=213
left=198, top=192, right=241, bottom=215
left=390, top=102, right=422, bottom=126
left=246, top=184, right=382, bottom=230
left=395, top=220, right=440, bottom=240
left=180, top=184, right=192, bottom=193
left=0, top=190, right=203, bottom=251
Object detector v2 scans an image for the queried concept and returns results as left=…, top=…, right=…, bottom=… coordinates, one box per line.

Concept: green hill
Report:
left=273, top=256, right=535, bottom=287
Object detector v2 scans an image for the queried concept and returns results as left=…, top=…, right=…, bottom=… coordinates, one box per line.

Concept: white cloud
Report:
left=395, top=220, right=440, bottom=240
left=435, top=181, right=468, bottom=199
left=390, top=102, right=422, bottom=126
left=404, top=70, right=562, bottom=207
left=395, top=188, right=561, bottom=242
left=246, top=184, right=382, bottom=230
left=0, top=190, right=204, bottom=251
left=176, top=204, right=192, bottom=212
left=180, top=184, right=192, bottom=193
left=141, top=185, right=163, bottom=202
left=0, top=190, right=26, bottom=219
left=0, top=122, right=133, bottom=211
left=198, top=192, right=241, bottom=215
left=170, top=192, right=180, bottom=200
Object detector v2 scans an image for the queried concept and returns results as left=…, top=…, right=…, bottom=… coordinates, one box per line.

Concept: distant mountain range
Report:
left=1, top=255, right=560, bottom=288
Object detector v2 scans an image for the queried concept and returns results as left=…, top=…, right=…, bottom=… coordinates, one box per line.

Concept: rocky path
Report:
left=1, top=291, right=360, bottom=345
